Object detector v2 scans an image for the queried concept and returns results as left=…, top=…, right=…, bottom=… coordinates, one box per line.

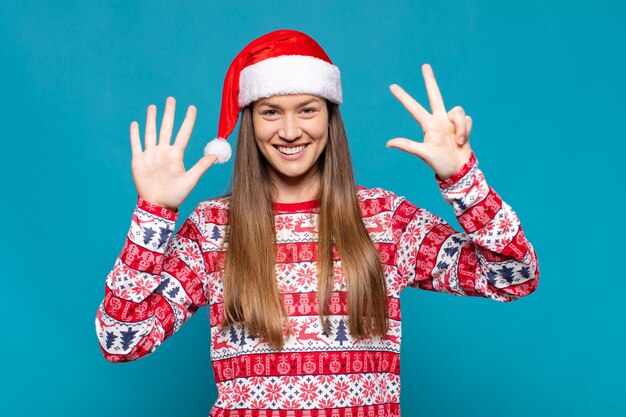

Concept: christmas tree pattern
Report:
left=167, top=286, right=179, bottom=299
left=498, top=265, right=515, bottom=284
left=142, top=227, right=156, bottom=245
left=105, top=331, right=117, bottom=349
left=451, top=236, right=464, bottom=245
left=334, top=318, right=349, bottom=346
left=454, top=197, right=467, bottom=211
left=321, top=318, right=333, bottom=338
left=239, top=325, right=247, bottom=348
left=94, top=154, right=540, bottom=415
left=154, top=277, right=170, bottom=295
left=229, top=326, right=239, bottom=345
left=158, top=225, right=172, bottom=248
left=211, top=225, right=221, bottom=241
left=120, top=326, right=139, bottom=351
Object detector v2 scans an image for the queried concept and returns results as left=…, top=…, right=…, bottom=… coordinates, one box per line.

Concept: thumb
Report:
left=386, top=138, right=428, bottom=160
left=187, top=154, right=218, bottom=183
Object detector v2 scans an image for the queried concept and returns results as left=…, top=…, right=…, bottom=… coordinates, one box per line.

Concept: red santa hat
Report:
left=204, top=29, right=343, bottom=163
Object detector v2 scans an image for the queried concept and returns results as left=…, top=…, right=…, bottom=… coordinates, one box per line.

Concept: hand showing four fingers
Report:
left=130, top=97, right=218, bottom=211
left=387, top=63, right=474, bottom=181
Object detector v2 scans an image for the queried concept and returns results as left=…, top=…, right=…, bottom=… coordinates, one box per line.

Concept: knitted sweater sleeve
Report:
left=94, top=196, right=209, bottom=362
left=394, top=151, right=540, bottom=301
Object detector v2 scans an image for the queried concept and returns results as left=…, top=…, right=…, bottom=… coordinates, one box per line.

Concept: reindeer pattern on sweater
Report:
left=95, top=152, right=540, bottom=417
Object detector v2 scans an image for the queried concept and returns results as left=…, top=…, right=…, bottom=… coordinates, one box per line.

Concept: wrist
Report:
left=435, top=151, right=477, bottom=189
left=137, top=195, right=179, bottom=219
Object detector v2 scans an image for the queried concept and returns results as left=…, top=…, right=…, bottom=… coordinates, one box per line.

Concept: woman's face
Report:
left=252, top=94, right=329, bottom=188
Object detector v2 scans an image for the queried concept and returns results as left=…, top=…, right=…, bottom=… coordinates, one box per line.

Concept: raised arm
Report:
left=386, top=64, right=538, bottom=300
left=393, top=152, right=539, bottom=300
left=95, top=199, right=210, bottom=361
left=95, top=97, right=217, bottom=362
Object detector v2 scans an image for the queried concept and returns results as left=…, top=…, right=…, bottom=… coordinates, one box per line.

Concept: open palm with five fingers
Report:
left=387, top=63, right=474, bottom=181
left=130, top=97, right=218, bottom=211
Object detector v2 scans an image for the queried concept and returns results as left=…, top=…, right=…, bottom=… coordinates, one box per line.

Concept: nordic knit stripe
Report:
left=95, top=151, right=540, bottom=416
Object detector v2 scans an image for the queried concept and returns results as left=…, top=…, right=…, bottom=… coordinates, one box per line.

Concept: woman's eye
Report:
left=301, top=108, right=316, bottom=114
left=263, top=109, right=278, bottom=116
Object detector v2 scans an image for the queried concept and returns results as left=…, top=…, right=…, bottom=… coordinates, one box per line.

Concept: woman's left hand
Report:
left=387, top=63, right=473, bottom=180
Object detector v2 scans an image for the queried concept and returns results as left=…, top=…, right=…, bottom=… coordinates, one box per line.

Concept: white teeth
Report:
left=276, top=145, right=306, bottom=155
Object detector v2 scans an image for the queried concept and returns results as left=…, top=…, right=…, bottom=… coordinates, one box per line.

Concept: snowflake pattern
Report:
left=95, top=152, right=540, bottom=416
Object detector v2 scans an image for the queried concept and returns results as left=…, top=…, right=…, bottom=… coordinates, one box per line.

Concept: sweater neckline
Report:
left=273, top=199, right=319, bottom=214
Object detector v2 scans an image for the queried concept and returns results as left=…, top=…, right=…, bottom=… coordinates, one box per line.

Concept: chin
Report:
left=269, top=162, right=318, bottom=181
left=274, top=169, right=309, bottom=180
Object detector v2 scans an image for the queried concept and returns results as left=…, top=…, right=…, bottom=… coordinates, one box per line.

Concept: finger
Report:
left=145, top=104, right=157, bottom=150
left=389, top=84, right=430, bottom=127
left=466, top=115, right=473, bottom=138
left=187, top=154, right=218, bottom=183
left=130, top=121, right=142, bottom=158
left=449, top=106, right=467, bottom=143
left=386, top=137, right=428, bottom=160
left=173, top=105, right=197, bottom=149
left=158, top=96, right=176, bottom=146
left=422, top=63, right=446, bottom=114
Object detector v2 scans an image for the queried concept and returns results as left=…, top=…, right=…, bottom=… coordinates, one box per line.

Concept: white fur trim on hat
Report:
left=204, top=138, right=232, bottom=164
left=238, top=55, right=342, bottom=107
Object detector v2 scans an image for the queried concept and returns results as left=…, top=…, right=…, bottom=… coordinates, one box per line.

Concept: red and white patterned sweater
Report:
left=95, top=151, right=539, bottom=417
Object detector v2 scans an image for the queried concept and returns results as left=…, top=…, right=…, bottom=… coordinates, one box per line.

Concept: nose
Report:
left=278, top=115, right=302, bottom=141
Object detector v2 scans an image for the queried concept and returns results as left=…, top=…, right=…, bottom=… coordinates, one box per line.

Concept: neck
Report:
left=269, top=169, right=321, bottom=203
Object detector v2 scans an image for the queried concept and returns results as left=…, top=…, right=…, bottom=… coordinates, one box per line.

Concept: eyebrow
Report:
left=257, top=98, right=321, bottom=109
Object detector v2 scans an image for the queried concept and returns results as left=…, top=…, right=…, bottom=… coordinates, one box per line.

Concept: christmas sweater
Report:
left=95, top=151, right=540, bottom=417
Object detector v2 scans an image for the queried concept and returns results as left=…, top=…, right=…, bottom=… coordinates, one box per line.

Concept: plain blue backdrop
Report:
left=1, top=1, right=623, bottom=416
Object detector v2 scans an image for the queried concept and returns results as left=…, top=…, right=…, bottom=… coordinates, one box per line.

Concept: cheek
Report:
left=252, top=117, right=276, bottom=142
left=304, top=118, right=329, bottom=140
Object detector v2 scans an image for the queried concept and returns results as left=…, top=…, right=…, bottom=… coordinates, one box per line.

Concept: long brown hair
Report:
left=219, top=100, right=389, bottom=350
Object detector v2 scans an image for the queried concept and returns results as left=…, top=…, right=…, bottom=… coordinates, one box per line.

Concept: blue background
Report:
left=1, top=1, right=623, bottom=416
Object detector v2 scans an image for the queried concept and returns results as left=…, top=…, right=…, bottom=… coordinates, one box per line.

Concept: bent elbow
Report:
left=497, top=245, right=541, bottom=302
left=95, top=307, right=160, bottom=363
left=498, top=262, right=540, bottom=303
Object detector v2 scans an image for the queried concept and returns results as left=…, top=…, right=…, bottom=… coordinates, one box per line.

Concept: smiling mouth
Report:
left=274, top=144, right=308, bottom=155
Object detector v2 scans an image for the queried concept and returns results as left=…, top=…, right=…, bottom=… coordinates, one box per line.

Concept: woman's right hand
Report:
left=130, top=97, right=218, bottom=211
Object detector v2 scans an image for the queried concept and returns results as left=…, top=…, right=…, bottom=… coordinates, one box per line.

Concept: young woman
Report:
left=95, top=29, right=539, bottom=416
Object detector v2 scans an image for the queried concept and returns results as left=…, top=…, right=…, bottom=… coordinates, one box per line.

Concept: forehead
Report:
left=254, top=94, right=323, bottom=108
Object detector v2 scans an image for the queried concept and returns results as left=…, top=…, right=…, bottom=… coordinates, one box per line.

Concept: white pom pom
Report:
left=204, top=138, right=232, bottom=164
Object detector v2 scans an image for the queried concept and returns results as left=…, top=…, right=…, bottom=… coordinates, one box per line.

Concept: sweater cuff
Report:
left=136, top=195, right=179, bottom=221
left=435, top=151, right=478, bottom=190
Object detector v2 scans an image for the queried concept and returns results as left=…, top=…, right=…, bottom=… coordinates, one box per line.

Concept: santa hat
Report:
left=204, top=29, right=343, bottom=163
